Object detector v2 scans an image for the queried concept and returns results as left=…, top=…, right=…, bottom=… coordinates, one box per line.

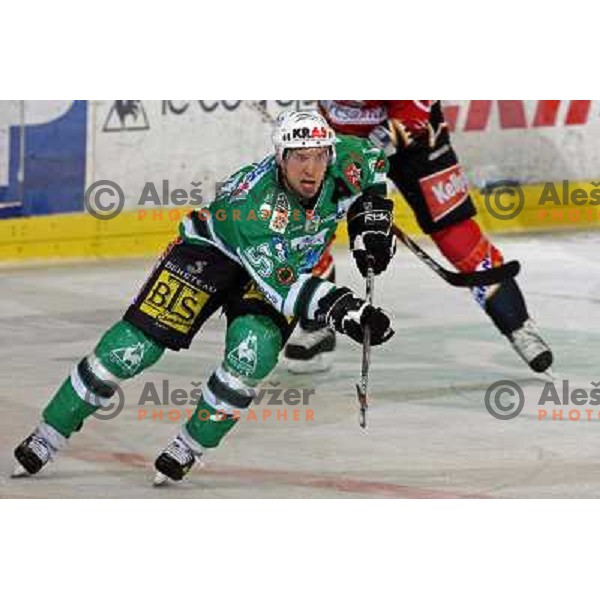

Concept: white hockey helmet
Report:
left=272, top=110, right=337, bottom=163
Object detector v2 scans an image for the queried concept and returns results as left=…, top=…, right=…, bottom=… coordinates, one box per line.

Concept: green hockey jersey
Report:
left=180, top=135, right=389, bottom=319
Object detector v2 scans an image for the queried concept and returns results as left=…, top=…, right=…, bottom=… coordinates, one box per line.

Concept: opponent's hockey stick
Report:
left=246, top=101, right=276, bottom=124
left=355, top=256, right=375, bottom=429
left=392, top=224, right=520, bottom=288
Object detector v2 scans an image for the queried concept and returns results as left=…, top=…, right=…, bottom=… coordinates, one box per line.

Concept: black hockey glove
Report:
left=315, top=286, right=394, bottom=346
left=347, top=193, right=396, bottom=277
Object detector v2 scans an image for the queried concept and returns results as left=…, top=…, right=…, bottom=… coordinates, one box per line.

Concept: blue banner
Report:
left=0, top=101, right=87, bottom=218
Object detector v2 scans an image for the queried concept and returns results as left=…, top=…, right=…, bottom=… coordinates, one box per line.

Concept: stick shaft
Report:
left=357, top=260, right=374, bottom=428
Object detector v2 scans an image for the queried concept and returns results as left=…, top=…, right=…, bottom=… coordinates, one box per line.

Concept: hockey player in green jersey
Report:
left=13, top=111, right=397, bottom=483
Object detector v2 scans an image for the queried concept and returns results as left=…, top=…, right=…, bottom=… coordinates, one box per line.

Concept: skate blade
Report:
left=153, top=471, right=170, bottom=487
left=11, top=464, right=30, bottom=478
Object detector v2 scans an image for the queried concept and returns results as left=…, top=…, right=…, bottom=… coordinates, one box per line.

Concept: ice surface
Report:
left=2, top=232, right=600, bottom=498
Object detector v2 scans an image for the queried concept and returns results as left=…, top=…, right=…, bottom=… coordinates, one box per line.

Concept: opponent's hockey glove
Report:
left=315, top=286, right=394, bottom=346
left=368, top=101, right=433, bottom=154
left=368, top=123, right=399, bottom=157
left=347, top=193, right=396, bottom=277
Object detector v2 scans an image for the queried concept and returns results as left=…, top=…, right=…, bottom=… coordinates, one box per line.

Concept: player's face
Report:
left=281, top=147, right=329, bottom=199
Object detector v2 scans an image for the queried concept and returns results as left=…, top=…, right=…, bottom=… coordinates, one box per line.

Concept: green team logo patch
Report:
left=109, top=343, right=147, bottom=376
left=227, top=332, right=258, bottom=377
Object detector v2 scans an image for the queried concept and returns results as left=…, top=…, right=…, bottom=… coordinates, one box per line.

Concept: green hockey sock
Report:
left=184, top=398, right=239, bottom=449
left=42, top=378, right=98, bottom=438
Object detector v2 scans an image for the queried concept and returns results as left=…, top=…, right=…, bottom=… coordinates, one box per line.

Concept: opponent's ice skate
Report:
left=285, top=323, right=336, bottom=374
left=509, top=319, right=553, bottom=373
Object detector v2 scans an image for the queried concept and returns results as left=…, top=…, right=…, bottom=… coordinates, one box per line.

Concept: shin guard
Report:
left=42, top=320, right=165, bottom=437
left=431, top=219, right=529, bottom=334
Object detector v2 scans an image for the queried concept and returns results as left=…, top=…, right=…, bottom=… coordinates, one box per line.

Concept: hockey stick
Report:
left=355, top=256, right=375, bottom=429
left=392, top=224, right=520, bottom=288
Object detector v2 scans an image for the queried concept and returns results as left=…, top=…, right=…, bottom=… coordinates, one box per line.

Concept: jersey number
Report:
left=245, top=243, right=274, bottom=278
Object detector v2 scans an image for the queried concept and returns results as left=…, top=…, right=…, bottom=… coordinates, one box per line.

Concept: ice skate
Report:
left=153, top=435, right=200, bottom=485
left=13, top=424, right=66, bottom=477
left=285, top=323, right=336, bottom=374
left=509, top=319, right=553, bottom=373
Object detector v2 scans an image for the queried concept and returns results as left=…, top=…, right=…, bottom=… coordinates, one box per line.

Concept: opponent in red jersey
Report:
left=285, top=100, right=553, bottom=374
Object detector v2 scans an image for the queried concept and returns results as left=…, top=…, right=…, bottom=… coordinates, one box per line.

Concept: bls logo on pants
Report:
left=140, top=269, right=209, bottom=333
left=419, top=164, right=469, bottom=222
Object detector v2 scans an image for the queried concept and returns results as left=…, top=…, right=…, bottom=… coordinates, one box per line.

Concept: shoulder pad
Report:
left=217, top=155, right=277, bottom=202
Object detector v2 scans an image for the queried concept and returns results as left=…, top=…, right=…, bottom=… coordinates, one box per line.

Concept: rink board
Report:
left=2, top=182, right=600, bottom=262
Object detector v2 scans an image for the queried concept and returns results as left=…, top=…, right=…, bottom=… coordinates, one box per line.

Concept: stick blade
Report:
left=446, top=260, right=521, bottom=288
